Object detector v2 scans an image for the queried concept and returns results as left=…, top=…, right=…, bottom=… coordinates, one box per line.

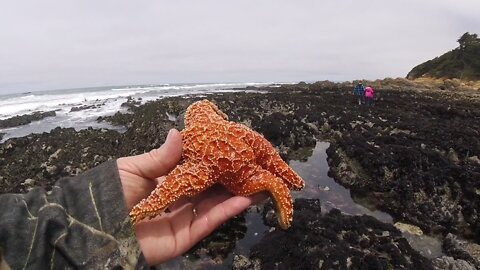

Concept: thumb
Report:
left=118, top=129, right=183, bottom=179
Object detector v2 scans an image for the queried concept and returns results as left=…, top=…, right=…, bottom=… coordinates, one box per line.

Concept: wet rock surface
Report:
left=443, top=233, right=480, bottom=268
left=70, top=104, right=103, bottom=112
left=120, top=96, right=142, bottom=109
left=0, top=111, right=56, bottom=128
left=323, top=88, right=480, bottom=244
left=432, top=256, right=477, bottom=270
left=0, top=127, right=121, bottom=193
left=1, top=82, right=479, bottom=268
left=250, top=199, right=434, bottom=270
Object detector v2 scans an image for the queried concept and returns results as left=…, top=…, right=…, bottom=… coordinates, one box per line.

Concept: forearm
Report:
left=0, top=160, right=147, bottom=269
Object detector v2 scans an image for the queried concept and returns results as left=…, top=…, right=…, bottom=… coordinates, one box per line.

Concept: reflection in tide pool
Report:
left=290, top=142, right=443, bottom=259
left=290, top=141, right=393, bottom=223
left=160, top=141, right=443, bottom=269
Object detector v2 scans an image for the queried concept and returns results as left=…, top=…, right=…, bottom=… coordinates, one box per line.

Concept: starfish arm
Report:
left=225, top=168, right=294, bottom=229
left=241, top=126, right=304, bottom=190
left=129, top=162, right=214, bottom=225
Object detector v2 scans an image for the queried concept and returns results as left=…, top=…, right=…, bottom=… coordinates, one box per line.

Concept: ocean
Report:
left=0, top=82, right=279, bottom=142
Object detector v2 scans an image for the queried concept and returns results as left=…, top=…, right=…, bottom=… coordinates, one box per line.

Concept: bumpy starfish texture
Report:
left=129, top=100, right=304, bottom=229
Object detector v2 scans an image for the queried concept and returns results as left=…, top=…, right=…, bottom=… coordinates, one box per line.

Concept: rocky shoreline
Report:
left=0, top=110, right=56, bottom=128
left=0, top=80, right=479, bottom=268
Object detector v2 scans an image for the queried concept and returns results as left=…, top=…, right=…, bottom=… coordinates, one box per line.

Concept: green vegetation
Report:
left=407, top=32, right=480, bottom=80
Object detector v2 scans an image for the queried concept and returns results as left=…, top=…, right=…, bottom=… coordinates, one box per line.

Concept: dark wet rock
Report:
left=466, top=155, right=480, bottom=166
left=0, top=111, right=56, bottom=128
left=120, top=96, right=142, bottom=109
left=97, top=111, right=133, bottom=127
left=321, top=88, right=480, bottom=244
left=70, top=104, right=103, bottom=112
left=310, top=80, right=340, bottom=91
left=20, top=178, right=36, bottom=192
left=0, top=133, right=4, bottom=141
left=432, top=256, right=477, bottom=270
left=443, top=233, right=480, bottom=268
left=232, top=85, right=264, bottom=91
left=251, top=199, right=434, bottom=270
left=112, top=100, right=181, bottom=156
left=232, top=255, right=260, bottom=270
left=252, top=111, right=317, bottom=151
left=0, top=127, right=121, bottom=193
left=120, top=100, right=141, bottom=109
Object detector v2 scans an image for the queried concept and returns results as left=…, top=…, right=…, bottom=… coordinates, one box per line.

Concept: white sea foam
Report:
left=0, top=87, right=154, bottom=119
left=0, top=82, right=281, bottom=141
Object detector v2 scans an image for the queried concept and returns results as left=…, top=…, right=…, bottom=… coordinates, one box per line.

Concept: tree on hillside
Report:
left=457, top=32, right=480, bottom=50
left=407, top=32, right=480, bottom=80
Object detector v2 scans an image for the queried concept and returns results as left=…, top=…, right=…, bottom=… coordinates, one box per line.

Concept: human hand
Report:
left=116, top=129, right=266, bottom=265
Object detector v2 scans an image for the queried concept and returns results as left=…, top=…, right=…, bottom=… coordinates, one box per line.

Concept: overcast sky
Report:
left=1, top=0, right=479, bottom=94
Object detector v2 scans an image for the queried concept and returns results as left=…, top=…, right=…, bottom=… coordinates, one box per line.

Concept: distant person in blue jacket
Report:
left=353, top=81, right=365, bottom=105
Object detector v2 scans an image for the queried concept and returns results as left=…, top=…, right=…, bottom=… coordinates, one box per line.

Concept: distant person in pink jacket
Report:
left=364, top=86, right=375, bottom=105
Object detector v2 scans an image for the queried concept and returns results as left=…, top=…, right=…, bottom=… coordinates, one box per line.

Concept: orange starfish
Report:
left=129, top=100, right=304, bottom=229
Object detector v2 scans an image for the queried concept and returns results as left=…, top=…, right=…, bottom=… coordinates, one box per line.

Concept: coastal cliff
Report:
left=407, top=32, right=480, bottom=81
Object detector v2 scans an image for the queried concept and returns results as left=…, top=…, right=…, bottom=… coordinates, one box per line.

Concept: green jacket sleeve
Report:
left=0, top=160, right=148, bottom=269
